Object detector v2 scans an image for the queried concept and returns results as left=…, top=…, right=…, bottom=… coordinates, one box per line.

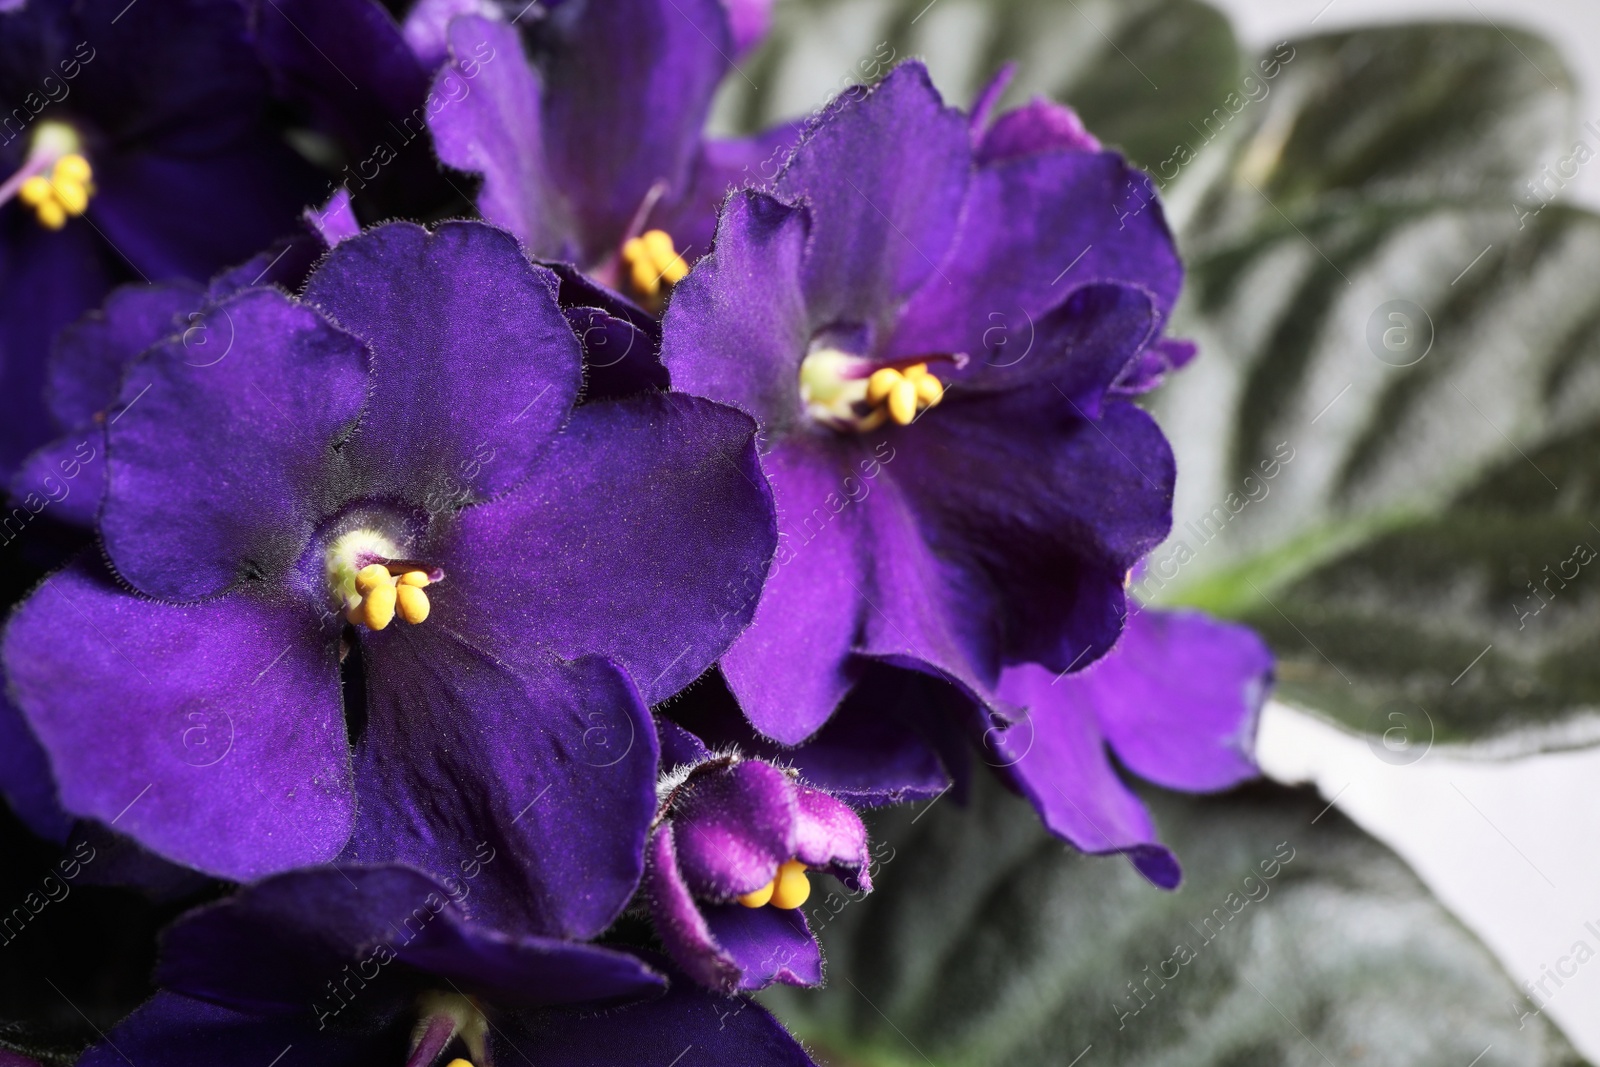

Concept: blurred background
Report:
left=1220, top=1, right=1600, bottom=1058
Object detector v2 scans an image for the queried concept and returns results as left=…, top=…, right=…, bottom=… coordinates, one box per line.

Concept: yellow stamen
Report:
left=619, top=228, right=689, bottom=312
left=914, top=374, right=943, bottom=407
left=737, top=879, right=776, bottom=908
left=770, top=859, right=811, bottom=910
left=888, top=378, right=919, bottom=425
left=396, top=583, right=431, bottom=625
left=361, top=581, right=397, bottom=630
left=18, top=176, right=51, bottom=207
left=399, top=569, right=431, bottom=588
left=354, top=563, right=392, bottom=595
left=13, top=149, right=95, bottom=230
left=866, top=367, right=901, bottom=405
left=445, top=1061, right=474, bottom=1067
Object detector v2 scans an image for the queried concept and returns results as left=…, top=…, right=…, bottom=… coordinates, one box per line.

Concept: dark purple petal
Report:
left=89, top=140, right=324, bottom=283
left=989, top=662, right=1173, bottom=883
left=660, top=188, right=812, bottom=432
left=429, top=16, right=576, bottom=259
left=101, top=287, right=369, bottom=601
left=671, top=760, right=795, bottom=898
left=0, top=691, right=70, bottom=843
left=1112, top=336, right=1198, bottom=396
left=47, top=282, right=200, bottom=428
left=775, top=61, right=969, bottom=331
left=665, top=668, right=952, bottom=807
left=0, top=220, right=111, bottom=478
left=496, top=958, right=817, bottom=1065
left=701, top=903, right=821, bottom=989
left=538, top=0, right=732, bottom=263
left=250, top=0, right=440, bottom=215
left=888, top=150, right=1181, bottom=366
left=301, top=220, right=581, bottom=508
left=976, top=96, right=1101, bottom=164
left=79, top=992, right=390, bottom=1067
left=3, top=557, right=353, bottom=881
left=645, top=823, right=741, bottom=992
left=886, top=396, right=1174, bottom=675
left=443, top=390, right=776, bottom=704
left=721, top=437, right=866, bottom=744
left=949, top=283, right=1159, bottom=418
left=160, top=865, right=664, bottom=1013
left=563, top=305, right=666, bottom=399
left=9, top=433, right=103, bottom=529
left=658, top=718, right=712, bottom=771
left=793, top=786, right=869, bottom=887
left=1084, top=608, right=1268, bottom=792
left=658, top=121, right=803, bottom=262
left=851, top=470, right=1005, bottom=697
left=343, top=635, right=657, bottom=941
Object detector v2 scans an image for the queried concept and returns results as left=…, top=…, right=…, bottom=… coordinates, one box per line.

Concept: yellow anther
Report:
left=35, top=200, right=66, bottom=230
left=396, top=583, right=431, bottom=625
left=445, top=1060, right=474, bottom=1067
left=354, top=563, right=393, bottom=595
left=866, top=367, right=902, bottom=405
left=18, top=176, right=51, bottom=206
left=55, top=154, right=91, bottom=183
left=770, top=859, right=811, bottom=910
left=887, top=378, right=919, bottom=425
left=902, top=362, right=928, bottom=381
left=399, top=570, right=430, bottom=588
left=53, top=179, right=88, bottom=215
left=360, top=582, right=397, bottom=630
left=737, top=878, right=776, bottom=908
left=620, top=229, right=689, bottom=311
left=914, top=374, right=943, bottom=407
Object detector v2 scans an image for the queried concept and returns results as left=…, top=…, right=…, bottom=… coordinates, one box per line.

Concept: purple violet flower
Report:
left=645, top=726, right=872, bottom=992
left=2, top=219, right=777, bottom=939
left=659, top=60, right=1181, bottom=744
left=79, top=864, right=817, bottom=1067
left=423, top=0, right=794, bottom=313
left=0, top=0, right=323, bottom=479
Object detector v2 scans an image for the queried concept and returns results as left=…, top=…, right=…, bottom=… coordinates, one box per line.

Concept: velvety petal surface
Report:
left=537, top=0, right=732, bottom=263
left=660, top=188, right=812, bottom=432
left=671, top=760, right=795, bottom=898
left=793, top=786, right=870, bottom=885
left=976, top=96, right=1101, bottom=163
left=665, top=668, right=952, bottom=807
left=886, top=395, right=1175, bottom=674
left=888, top=149, right=1182, bottom=366
left=46, top=282, right=200, bottom=428
left=0, top=692, right=70, bottom=843
left=100, top=287, right=369, bottom=601
left=160, top=866, right=664, bottom=1012
left=344, top=630, right=657, bottom=940
left=990, top=662, right=1177, bottom=887
left=302, top=220, right=581, bottom=508
left=444, top=391, right=776, bottom=704
left=498, top=959, right=817, bottom=1066
left=720, top=436, right=866, bottom=744
left=646, top=823, right=741, bottom=991
left=1083, top=608, right=1269, bottom=792
left=79, top=993, right=389, bottom=1067
left=3, top=557, right=353, bottom=880
left=429, top=16, right=576, bottom=259
left=702, top=903, right=822, bottom=989
left=774, top=61, right=969, bottom=332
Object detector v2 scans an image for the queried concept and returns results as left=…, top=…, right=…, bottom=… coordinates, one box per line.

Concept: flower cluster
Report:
left=0, top=0, right=1271, bottom=1063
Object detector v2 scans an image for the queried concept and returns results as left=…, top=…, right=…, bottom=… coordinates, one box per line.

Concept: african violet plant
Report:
left=0, top=0, right=1593, bottom=1064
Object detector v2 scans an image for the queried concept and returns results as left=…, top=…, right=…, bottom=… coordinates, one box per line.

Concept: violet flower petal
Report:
left=3, top=557, right=353, bottom=880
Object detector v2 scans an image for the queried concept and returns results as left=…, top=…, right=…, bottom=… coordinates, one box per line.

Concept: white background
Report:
left=1210, top=0, right=1600, bottom=1056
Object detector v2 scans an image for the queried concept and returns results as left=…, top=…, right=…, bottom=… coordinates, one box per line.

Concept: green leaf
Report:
left=710, top=0, right=1244, bottom=170
left=763, top=775, right=1588, bottom=1066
